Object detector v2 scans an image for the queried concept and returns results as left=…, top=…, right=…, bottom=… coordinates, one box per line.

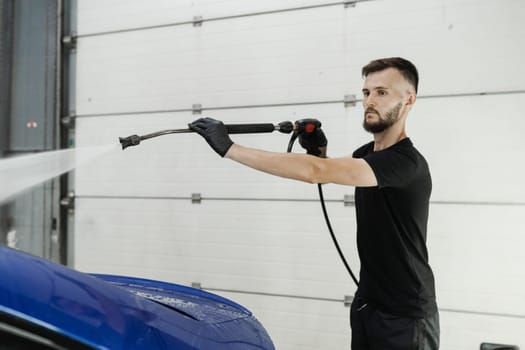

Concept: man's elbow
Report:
left=302, top=162, right=324, bottom=184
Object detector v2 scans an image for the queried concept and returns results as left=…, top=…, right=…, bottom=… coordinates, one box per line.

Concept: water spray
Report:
left=0, top=144, right=118, bottom=204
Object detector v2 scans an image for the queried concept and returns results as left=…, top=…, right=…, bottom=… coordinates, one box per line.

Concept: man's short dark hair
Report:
left=362, top=57, right=419, bottom=94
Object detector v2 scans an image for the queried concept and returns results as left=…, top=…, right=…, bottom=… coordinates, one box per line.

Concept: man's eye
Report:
left=378, top=90, right=387, bottom=96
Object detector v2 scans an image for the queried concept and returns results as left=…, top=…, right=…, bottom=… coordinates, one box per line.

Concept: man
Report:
left=189, top=57, right=439, bottom=349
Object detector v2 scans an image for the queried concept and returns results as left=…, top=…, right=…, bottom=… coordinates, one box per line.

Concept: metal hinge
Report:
left=192, top=104, right=202, bottom=115
left=60, top=191, right=75, bottom=214
left=344, top=94, right=357, bottom=107
left=343, top=194, right=354, bottom=206
left=191, top=282, right=202, bottom=289
left=62, top=33, right=77, bottom=52
left=193, top=16, right=203, bottom=27
left=191, top=193, right=202, bottom=204
left=344, top=295, right=354, bottom=307
left=344, top=1, right=357, bottom=8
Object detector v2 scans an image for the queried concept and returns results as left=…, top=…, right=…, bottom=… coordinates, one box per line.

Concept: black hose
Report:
left=317, top=183, right=359, bottom=286
left=287, top=133, right=359, bottom=287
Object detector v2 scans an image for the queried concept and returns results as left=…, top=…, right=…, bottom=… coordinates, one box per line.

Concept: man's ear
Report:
left=406, top=92, right=416, bottom=106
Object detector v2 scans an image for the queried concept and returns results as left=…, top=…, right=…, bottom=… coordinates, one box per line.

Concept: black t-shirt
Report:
left=353, top=138, right=437, bottom=318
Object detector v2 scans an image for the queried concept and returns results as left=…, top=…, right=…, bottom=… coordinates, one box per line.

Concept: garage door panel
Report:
left=76, top=6, right=351, bottom=115
left=74, top=104, right=363, bottom=200
left=75, top=197, right=359, bottom=299
left=346, top=0, right=525, bottom=95
left=75, top=195, right=525, bottom=317
left=76, top=0, right=524, bottom=115
left=430, top=204, right=525, bottom=316
left=412, top=93, right=525, bottom=203
left=76, top=93, right=524, bottom=203
left=77, top=0, right=352, bottom=35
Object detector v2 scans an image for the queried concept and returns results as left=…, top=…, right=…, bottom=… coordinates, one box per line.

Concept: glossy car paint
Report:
left=0, top=247, right=274, bottom=349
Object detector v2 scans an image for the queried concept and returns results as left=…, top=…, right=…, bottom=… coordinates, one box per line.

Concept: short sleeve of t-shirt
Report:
left=357, top=139, right=419, bottom=189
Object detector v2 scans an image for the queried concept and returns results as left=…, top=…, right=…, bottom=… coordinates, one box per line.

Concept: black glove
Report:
left=188, top=117, right=234, bottom=157
left=298, top=129, right=327, bottom=157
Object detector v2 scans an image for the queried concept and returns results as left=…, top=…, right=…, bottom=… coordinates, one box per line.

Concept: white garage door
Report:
left=72, top=1, right=525, bottom=349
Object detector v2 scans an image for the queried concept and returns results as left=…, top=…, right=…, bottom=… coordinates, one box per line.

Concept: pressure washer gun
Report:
left=119, top=118, right=323, bottom=150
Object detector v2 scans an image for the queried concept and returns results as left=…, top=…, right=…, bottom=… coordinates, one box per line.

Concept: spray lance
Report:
left=118, top=119, right=323, bottom=150
left=119, top=119, right=359, bottom=286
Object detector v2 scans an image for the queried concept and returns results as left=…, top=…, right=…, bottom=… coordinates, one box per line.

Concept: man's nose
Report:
left=363, top=95, right=376, bottom=108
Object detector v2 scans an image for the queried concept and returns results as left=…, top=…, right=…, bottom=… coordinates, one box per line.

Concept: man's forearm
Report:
left=225, top=144, right=323, bottom=184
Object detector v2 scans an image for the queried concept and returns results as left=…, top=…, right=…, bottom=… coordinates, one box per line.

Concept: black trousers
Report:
left=350, top=296, right=440, bottom=350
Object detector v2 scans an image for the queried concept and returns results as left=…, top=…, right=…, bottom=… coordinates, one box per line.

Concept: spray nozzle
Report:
left=119, top=135, right=142, bottom=150
left=120, top=129, right=195, bottom=150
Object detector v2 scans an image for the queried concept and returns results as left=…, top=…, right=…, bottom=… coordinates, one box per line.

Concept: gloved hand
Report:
left=188, top=117, right=234, bottom=157
left=298, top=129, right=327, bottom=157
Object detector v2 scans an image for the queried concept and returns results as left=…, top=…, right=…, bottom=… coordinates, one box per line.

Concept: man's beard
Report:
left=362, top=102, right=403, bottom=134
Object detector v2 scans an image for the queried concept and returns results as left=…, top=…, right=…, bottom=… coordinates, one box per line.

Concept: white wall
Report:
left=73, top=0, right=525, bottom=349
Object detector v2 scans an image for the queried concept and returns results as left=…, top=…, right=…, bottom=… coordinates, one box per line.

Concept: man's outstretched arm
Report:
left=189, top=117, right=377, bottom=187
left=226, top=143, right=377, bottom=187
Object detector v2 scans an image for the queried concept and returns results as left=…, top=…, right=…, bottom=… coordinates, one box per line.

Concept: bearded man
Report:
left=189, top=57, right=440, bottom=349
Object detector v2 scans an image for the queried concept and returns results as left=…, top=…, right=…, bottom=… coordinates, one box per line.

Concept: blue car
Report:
left=0, top=247, right=274, bottom=349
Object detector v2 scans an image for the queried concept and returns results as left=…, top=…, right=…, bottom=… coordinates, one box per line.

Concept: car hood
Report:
left=0, top=247, right=274, bottom=350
